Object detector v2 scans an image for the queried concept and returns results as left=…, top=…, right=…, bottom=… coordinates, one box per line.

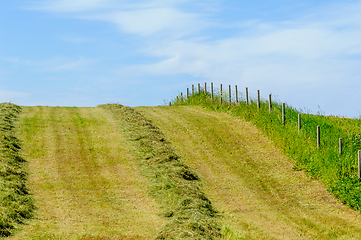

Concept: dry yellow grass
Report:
left=9, top=106, right=165, bottom=240
left=138, top=106, right=361, bottom=240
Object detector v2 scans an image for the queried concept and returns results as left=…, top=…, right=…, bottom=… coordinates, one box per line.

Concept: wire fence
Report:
left=171, top=82, right=361, bottom=179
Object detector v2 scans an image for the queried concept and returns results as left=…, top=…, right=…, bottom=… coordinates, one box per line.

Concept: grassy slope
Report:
left=8, top=106, right=165, bottom=239
left=99, top=104, right=221, bottom=239
left=139, top=106, right=361, bottom=239
left=174, top=92, right=361, bottom=211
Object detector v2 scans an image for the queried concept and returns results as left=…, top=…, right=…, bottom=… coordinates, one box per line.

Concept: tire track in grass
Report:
left=138, top=106, right=361, bottom=240
left=9, top=106, right=164, bottom=239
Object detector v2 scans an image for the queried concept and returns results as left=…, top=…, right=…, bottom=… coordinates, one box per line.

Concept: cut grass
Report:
left=139, top=105, right=361, bottom=239
left=0, top=103, right=35, bottom=237
left=174, top=91, right=361, bottom=213
left=9, top=106, right=164, bottom=239
left=99, top=104, right=221, bottom=239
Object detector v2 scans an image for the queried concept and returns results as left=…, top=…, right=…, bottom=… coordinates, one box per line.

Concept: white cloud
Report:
left=31, top=0, right=210, bottom=37
left=30, top=0, right=113, bottom=12
left=112, top=1, right=361, bottom=116
left=28, top=0, right=361, bottom=116
left=31, top=0, right=198, bottom=12
left=89, top=8, right=201, bottom=36
left=136, top=1, right=361, bottom=81
left=29, top=0, right=196, bottom=13
left=3, top=56, right=94, bottom=71
left=45, top=57, right=94, bottom=71
left=61, top=35, right=93, bottom=43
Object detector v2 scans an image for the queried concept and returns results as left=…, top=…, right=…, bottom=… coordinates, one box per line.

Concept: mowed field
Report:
left=9, top=106, right=165, bottom=239
left=6, top=105, right=361, bottom=239
left=138, top=106, right=361, bottom=239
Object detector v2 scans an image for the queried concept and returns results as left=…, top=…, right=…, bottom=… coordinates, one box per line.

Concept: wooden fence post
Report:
left=339, top=138, right=342, bottom=155
left=257, top=90, right=260, bottom=109
left=211, top=82, right=214, bottom=100
left=317, top=126, right=320, bottom=148
left=358, top=150, right=361, bottom=179
left=229, top=85, right=231, bottom=105
left=220, top=84, right=223, bottom=104
left=235, top=85, right=238, bottom=104
left=192, top=85, right=194, bottom=95
left=269, top=94, right=272, bottom=113
left=298, top=114, right=301, bottom=134
left=181, top=92, right=183, bottom=101
left=187, top=88, right=189, bottom=99
left=198, top=83, right=200, bottom=94
left=204, top=82, right=207, bottom=94
left=169, top=102, right=171, bottom=106
left=282, top=103, right=285, bottom=125
left=246, top=87, right=249, bottom=105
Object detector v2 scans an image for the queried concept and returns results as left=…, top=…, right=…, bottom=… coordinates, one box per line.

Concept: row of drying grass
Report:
left=0, top=103, right=35, bottom=237
left=99, top=104, right=221, bottom=239
left=172, top=90, right=361, bottom=213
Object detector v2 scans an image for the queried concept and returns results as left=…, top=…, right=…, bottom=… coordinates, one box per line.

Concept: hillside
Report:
left=8, top=106, right=165, bottom=239
left=138, top=106, right=361, bottom=239
left=3, top=104, right=361, bottom=239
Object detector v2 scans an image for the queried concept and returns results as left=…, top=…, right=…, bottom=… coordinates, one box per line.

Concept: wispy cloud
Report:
left=30, top=0, right=113, bottom=12
left=61, top=35, right=93, bottom=43
left=28, top=0, right=361, bottom=116
left=87, top=8, right=203, bottom=37
left=47, top=57, right=94, bottom=71
left=30, top=0, right=212, bottom=37
left=30, top=0, right=203, bottom=12
left=134, top=2, right=361, bottom=83
left=3, top=56, right=94, bottom=71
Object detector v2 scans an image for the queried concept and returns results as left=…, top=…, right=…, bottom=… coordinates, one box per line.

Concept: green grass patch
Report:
left=0, top=103, right=35, bottom=237
left=99, top=104, right=221, bottom=239
left=172, top=91, right=361, bottom=213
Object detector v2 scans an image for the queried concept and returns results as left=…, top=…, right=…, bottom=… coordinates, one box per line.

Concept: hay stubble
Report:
left=139, top=106, right=361, bottom=239
left=9, top=106, right=164, bottom=239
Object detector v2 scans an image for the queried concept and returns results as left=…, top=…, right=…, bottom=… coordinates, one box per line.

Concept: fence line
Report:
left=173, top=82, right=361, bottom=179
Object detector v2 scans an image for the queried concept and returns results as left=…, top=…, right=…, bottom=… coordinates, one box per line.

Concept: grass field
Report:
left=139, top=105, right=361, bottom=239
left=3, top=102, right=361, bottom=239
left=8, top=106, right=165, bottom=239
left=99, top=104, right=221, bottom=239
left=172, top=91, right=361, bottom=213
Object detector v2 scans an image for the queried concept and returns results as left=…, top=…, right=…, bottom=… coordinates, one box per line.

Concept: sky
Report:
left=1, top=0, right=361, bottom=117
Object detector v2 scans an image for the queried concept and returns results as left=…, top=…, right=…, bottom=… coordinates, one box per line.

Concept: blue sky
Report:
left=1, top=0, right=361, bottom=117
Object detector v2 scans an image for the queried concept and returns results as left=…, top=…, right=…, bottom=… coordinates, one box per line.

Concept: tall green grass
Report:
left=172, top=90, right=361, bottom=212
left=0, top=103, right=35, bottom=237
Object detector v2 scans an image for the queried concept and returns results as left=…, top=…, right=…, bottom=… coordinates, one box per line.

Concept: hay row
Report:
left=99, top=104, right=221, bottom=239
left=0, top=103, right=35, bottom=237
